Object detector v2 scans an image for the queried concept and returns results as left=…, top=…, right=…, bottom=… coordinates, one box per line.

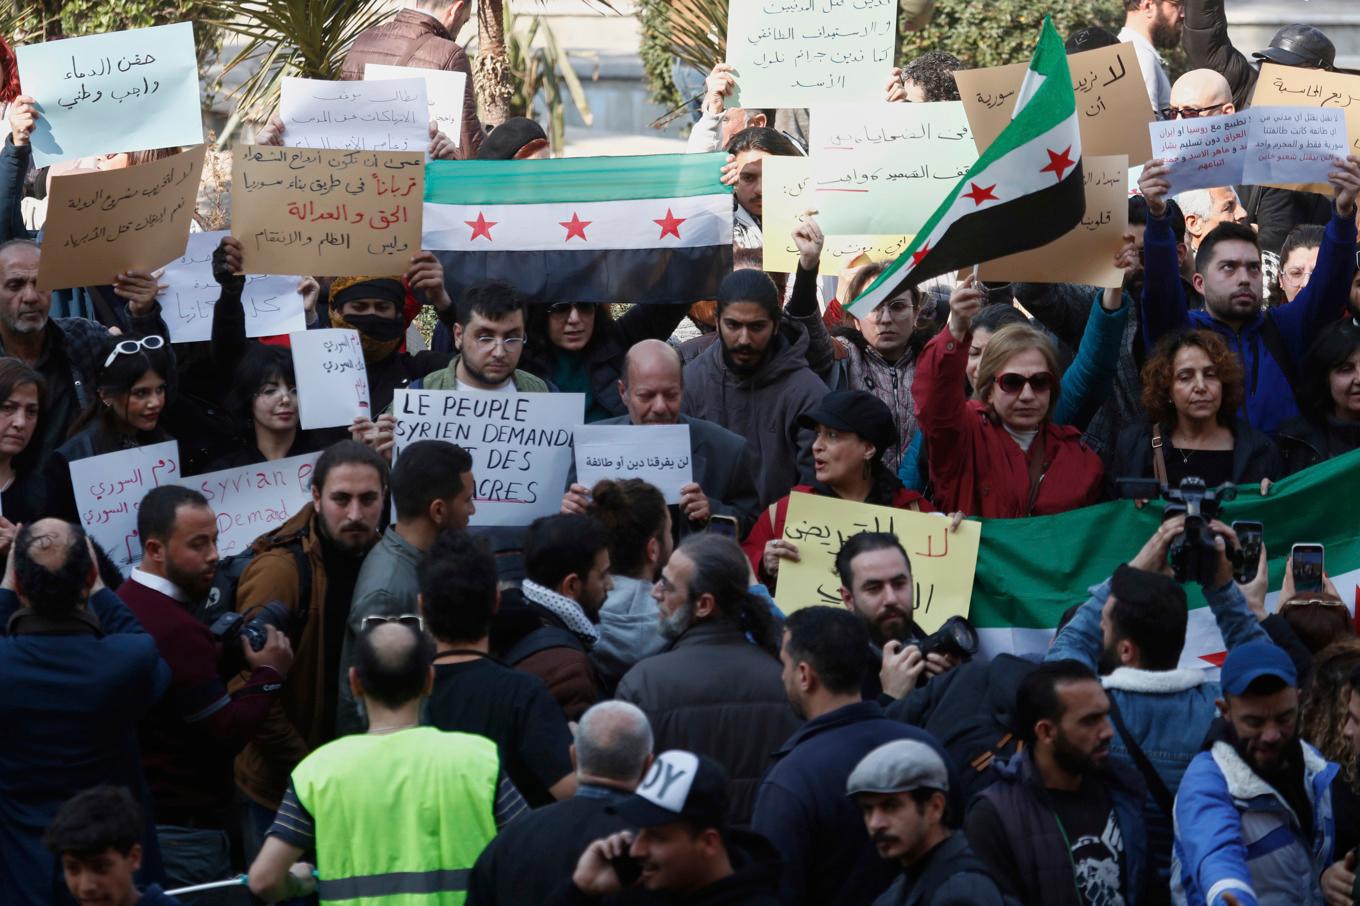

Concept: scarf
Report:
left=522, top=578, right=599, bottom=646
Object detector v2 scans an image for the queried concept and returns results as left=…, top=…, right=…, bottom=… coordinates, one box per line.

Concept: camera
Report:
left=1116, top=476, right=1242, bottom=585
left=209, top=601, right=289, bottom=676
left=909, top=616, right=980, bottom=662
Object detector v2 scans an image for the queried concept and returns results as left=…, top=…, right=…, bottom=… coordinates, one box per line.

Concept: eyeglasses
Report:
left=1159, top=103, right=1227, bottom=120
left=546, top=302, right=593, bottom=317
left=360, top=614, right=426, bottom=632
left=870, top=299, right=916, bottom=320
left=1282, top=267, right=1314, bottom=282
left=103, top=334, right=165, bottom=368
left=1281, top=597, right=1345, bottom=609
left=472, top=335, right=527, bottom=351
left=995, top=371, right=1056, bottom=394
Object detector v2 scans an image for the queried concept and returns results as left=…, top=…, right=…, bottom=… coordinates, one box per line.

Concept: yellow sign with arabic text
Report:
left=777, top=492, right=981, bottom=632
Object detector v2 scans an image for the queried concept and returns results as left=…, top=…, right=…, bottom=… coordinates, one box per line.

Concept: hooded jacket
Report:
left=589, top=575, right=667, bottom=695
left=681, top=320, right=829, bottom=508
left=417, top=354, right=551, bottom=393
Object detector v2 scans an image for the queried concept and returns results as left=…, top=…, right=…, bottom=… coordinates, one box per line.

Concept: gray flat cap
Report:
left=846, top=739, right=950, bottom=796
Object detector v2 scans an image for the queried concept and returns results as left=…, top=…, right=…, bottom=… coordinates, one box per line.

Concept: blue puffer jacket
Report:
left=1171, top=733, right=1337, bottom=906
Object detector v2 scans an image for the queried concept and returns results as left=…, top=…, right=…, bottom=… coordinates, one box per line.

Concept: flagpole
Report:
left=164, top=875, right=247, bottom=896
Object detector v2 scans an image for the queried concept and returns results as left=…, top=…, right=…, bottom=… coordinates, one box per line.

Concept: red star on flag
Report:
left=560, top=213, right=592, bottom=241
left=654, top=208, right=686, bottom=239
left=961, top=182, right=999, bottom=206
left=910, top=244, right=932, bottom=267
left=465, top=212, right=497, bottom=241
left=1040, top=146, right=1076, bottom=183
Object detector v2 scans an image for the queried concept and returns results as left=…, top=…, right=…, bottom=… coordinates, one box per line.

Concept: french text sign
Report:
left=17, top=22, right=204, bottom=168
left=393, top=389, right=585, bottom=526
left=37, top=144, right=206, bottom=292
left=179, top=453, right=318, bottom=556
left=69, top=440, right=180, bottom=575
left=777, top=492, right=980, bottom=632
left=291, top=329, right=370, bottom=429
left=574, top=424, right=693, bottom=504
left=364, top=64, right=466, bottom=148
left=280, top=76, right=429, bottom=153
left=231, top=145, right=424, bottom=277
left=1249, top=63, right=1360, bottom=193
left=160, top=231, right=306, bottom=343
left=726, top=0, right=896, bottom=108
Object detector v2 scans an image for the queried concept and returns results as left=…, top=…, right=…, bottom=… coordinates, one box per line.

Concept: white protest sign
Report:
left=159, top=231, right=306, bottom=343
left=291, top=329, right=370, bottom=429
left=69, top=440, right=180, bottom=574
left=280, top=76, right=429, bottom=153
left=364, top=64, right=467, bottom=148
left=393, top=389, right=584, bottom=526
left=574, top=424, right=693, bottom=505
left=179, top=453, right=319, bottom=556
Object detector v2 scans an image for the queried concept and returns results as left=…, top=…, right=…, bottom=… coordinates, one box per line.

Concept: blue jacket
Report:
left=1047, top=578, right=1269, bottom=889
left=1140, top=208, right=1358, bottom=435
left=1172, top=735, right=1337, bottom=906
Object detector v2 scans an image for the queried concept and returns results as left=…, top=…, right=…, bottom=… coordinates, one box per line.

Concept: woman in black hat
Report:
left=740, top=390, right=933, bottom=589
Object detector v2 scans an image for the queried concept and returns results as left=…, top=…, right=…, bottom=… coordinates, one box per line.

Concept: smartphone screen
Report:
left=1232, top=521, right=1263, bottom=584
left=707, top=515, right=739, bottom=539
left=1292, top=543, right=1325, bottom=594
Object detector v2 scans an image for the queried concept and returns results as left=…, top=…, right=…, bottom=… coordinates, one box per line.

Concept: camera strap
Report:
left=1106, top=694, right=1175, bottom=818
left=1150, top=427, right=1168, bottom=486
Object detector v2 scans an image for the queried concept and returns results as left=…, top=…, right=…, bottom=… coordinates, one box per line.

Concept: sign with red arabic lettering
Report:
left=69, top=440, right=180, bottom=575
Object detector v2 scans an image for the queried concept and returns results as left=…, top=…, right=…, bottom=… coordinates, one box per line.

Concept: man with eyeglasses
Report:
left=1119, top=0, right=1183, bottom=115
left=416, top=279, right=552, bottom=394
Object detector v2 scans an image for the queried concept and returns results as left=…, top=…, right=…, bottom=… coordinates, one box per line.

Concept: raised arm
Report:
left=1183, top=0, right=1257, bottom=110
left=1136, top=161, right=1191, bottom=352
left=912, top=276, right=985, bottom=489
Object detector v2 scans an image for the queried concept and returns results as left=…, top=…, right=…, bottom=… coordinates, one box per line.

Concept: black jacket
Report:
left=1183, top=0, right=1257, bottom=110
left=1104, top=420, right=1283, bottom=495
left=1276, top=415, right=1360, bottom=476
left=870, top=832, right=1009, bottom=906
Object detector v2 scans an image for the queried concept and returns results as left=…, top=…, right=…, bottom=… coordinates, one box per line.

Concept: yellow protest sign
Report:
left=1248, top=63, right=1360, bottom=194
left=777, top=492, right=981, bottom=633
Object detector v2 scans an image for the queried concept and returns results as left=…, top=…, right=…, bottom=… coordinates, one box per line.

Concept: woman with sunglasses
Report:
left=1105, top=329, right=1280, bottom=492
left=913, top=278, right=1105, bottom=518
left=1277, top=320, right=1360, bottom=475
left=208, top=344, right=324, bottom=470
left=520, top=301, right=690, bottom=423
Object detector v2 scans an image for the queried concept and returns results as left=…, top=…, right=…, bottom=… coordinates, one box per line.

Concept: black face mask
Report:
left=343, top=314, right=405, bottom=342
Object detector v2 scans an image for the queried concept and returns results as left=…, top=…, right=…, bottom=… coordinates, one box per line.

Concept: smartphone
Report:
left=611, top=853, right=643, bottom=887
left=1231, top=521, right=1263, bottom=584
left=707, top=514, right=740, bottom=539
left=1291, top=543, right=1325, bottom=594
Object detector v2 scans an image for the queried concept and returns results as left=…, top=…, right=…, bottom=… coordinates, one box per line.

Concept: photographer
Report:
left=1045, top=516, right=1269, bottom=905
left=118, top=486, right=292, bottom=899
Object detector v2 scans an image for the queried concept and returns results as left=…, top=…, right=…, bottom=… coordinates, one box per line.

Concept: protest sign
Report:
left=291, top=329, right=370, bottom=429
left=725, top=0, right=895, bottom=108
left=280, top=76, right=429, bottom=153
left=159, top=231, right=306, bottom=343
left=17, top=22, right=203, bottom=168
left=761, top=155, right=912, bottom=274
left=574, top=424, right=693, bottom=504
left=810, top=102, right=976, bottom=236
left=179, top=453, right=319, bottom=556
left=1250, top=63, right=1360, bottom=193
left=956, top=43, right=1153, bottom=162
left=777, top=493, right=981, bottom=632
left=979, top=155, right=1129, bottom=288
left=393, top=389, right=584, bottom=526
left=69, top=440, right=179, bottom=574
left=364, top=64, right=466, bottom=148
left=1149, top=107, right=1346, bottom=196
left=231, top=145, right=424, bottom=277
left=37, top=144, right=206, bottom=292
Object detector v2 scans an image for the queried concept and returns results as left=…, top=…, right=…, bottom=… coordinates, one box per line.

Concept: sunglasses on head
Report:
left=995, top=371, right=1055, bottom=394
left=360, top=614, right=426, bottom=632
left=103, top=334, right=166, bottom=368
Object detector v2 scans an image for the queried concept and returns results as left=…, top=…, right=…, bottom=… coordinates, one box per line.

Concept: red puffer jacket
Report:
left=913, top=327, right=1104, bottom=519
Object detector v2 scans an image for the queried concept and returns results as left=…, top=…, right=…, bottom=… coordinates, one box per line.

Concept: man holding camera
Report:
left=119, top=486, right=293, bottom=901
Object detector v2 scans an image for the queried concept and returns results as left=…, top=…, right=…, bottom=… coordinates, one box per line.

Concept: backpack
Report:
left=502, top=624, right=586, bottom=666
left=196, top=527, right=314, bottom=635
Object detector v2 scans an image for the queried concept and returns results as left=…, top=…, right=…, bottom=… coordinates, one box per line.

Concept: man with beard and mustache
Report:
left=1138, top=153, right=1360, bottom=435
left=1119, top=0, right=1183, bottom=115
left=1172, top=641, right=1353, bottom=906
left=682, top=269, right=828, bottom=508
left=231, top=440, right=388, bottom=853
left=1044, top=517, right=1269, bottom=905
left=966, top=660, right=1147, bottom=906
left=118, top=485, right=294, bottom=901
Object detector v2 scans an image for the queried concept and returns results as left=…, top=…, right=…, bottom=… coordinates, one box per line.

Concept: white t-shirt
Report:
left=1118, top=29, right=1171, bottom=116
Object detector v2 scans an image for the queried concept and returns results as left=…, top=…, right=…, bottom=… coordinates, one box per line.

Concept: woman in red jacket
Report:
left=742, top=389, right=932, bottom=587
left=913, top=275, right=1104, bottom=518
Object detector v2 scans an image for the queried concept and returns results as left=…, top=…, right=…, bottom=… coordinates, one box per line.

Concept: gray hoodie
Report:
left=589, top=575, right=666, bottom=694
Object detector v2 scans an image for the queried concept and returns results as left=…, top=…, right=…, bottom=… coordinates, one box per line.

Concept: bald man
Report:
left=1166, top=68, right=1233, bottom=119
left=562, top=339, right=760, bottom=539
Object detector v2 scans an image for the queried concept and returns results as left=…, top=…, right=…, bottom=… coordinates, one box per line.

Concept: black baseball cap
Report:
left=799, top=390, right=898, bottom=459
left=1254, top=24, right=1335, bottom=69
left=476, top=116, right=549, bottom=160
left=609, top=751, right=729, bottom=830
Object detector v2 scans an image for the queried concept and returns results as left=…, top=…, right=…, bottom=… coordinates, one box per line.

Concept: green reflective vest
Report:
left=292, top=727, right=500, bottom=905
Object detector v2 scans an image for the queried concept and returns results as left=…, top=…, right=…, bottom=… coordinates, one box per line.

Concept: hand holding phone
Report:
left=1231, top=521, right=1263, bottom=585
left=1291, top=543, right=1325, bottom=595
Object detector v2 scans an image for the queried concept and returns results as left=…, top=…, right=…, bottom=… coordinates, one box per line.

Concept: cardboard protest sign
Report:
left=179, top=453, right=319, bottom=556
left=761, top=155, right=912, bottom=275
left=17, top=22, right=203, bottom=168
left=956, top=42, right=1153, bottom=163
left=393, top=389, right=584, bottom=526
left=810, top=101, right=976, bottom=236
left=364, top=64, right=467, bottom=148
left=776, top=493, right=980, bottom=631
left=231, top=145, right=424, bottom=277
left=979, top=155, right=1129, bottom=288
left=69, top=440, right=180, bottom=574
left=280, top=76, right=429, bottom=154
left=37, top=144, right=206, bottom=292
left=574, top=424, right=693, bottom=504
left=291, top=329, right=370, bottom=429
left=1249, top=63, right=1360, bottom=193
left=725, top=0, right=895, bottom=108
left=159, top=231, right=306, bottom=343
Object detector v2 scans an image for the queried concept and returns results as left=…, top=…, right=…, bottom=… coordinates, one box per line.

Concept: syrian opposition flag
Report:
left=847, top=16, right=1084, bottom=317
left=423, top=152, right=733, bottom=304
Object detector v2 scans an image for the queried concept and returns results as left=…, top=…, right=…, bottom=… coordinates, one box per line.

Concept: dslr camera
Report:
left=909, top=615, right=980, bottom=662
left=1116, top=476, right=1242, bottom=585
left=209, top=601, right=289, bottom=676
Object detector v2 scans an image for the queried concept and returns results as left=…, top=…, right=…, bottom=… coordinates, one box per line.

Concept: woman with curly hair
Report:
left=1300, top=641, right=1360, bottom=858
left=1104, top=329, right=1281, bottom=492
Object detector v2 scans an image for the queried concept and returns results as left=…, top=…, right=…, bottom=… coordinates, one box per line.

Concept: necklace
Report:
left=368, top=722, right=417, bottom=735
left=1177, top=446, right=1194, bottom=464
